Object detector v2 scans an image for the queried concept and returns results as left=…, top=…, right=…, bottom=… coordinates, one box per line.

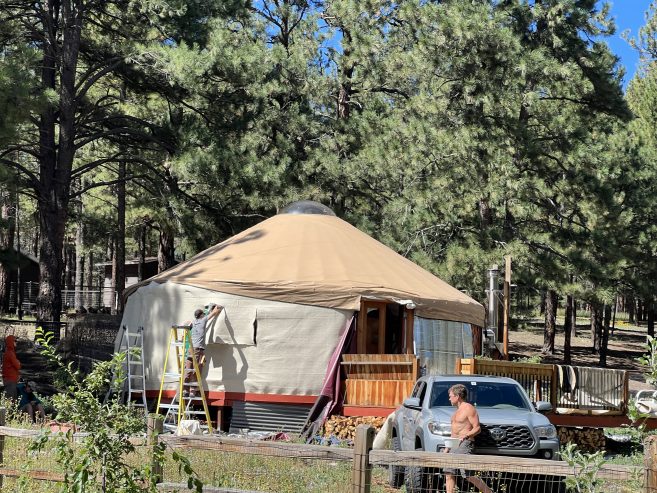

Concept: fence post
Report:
left=0, top=407, right=5, bottom=490
left=148, top=414, right=164, bottom=484
left=645, top=435, right=657, bottom=493
left=352, top=424, right=374, bottom=493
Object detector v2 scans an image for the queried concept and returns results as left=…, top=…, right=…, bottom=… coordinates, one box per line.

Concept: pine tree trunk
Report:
left=64, top=241, right=75, bottom=291
left=137, top=223, right=147, bottom=282
left=603, top=304, right=612, bottom=332
left=337, top=29, right=353, bottom=120
left=543, top=290, right=557, bottom=354
left=599, top=304, right=612, bottom=367
left=35, top=1, right=84, bottom=338
left=629, top=296, right=636, bottom=324
left=648, top=302, right=655, bottom=337
left=85, top=251, right=94, bottom=308
left=74, top=224, right=84, bottom=310
left=0, top=192, right=16, bottom=313
left=37, top=203, right=66, bottom=338
left=590, top=303, right=603, bottom=354
left=563, top=295, right=573, bottom=364
left=31, top=226, right=39, bottom=258
left=113, top=161, right=126, bottom=314
left=158, top=228, right=175, bottom=273
left=572, top=298, right=577, bottom=337
left=638, top=299, right=644, bottom=324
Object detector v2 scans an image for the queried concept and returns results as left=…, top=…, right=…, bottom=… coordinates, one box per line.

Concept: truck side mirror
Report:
left=403, top=397, right=421, bottom=408
left=535, top=401, right=552, bottom=412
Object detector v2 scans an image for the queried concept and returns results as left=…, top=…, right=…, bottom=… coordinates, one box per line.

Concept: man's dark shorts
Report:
left=444, top=439, right=474, bottom=477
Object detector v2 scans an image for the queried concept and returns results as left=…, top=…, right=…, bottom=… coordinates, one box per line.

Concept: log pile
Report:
left=322, top=415, right=386, bottom=441
left=557, top=426, right=606, bottom=452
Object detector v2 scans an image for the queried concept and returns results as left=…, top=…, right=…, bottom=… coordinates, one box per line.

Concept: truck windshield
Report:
left=429, top=381, right=530, bottom=410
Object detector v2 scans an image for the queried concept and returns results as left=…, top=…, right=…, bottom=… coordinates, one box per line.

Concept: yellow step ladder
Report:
left=156, top=325, right=213, bottom=433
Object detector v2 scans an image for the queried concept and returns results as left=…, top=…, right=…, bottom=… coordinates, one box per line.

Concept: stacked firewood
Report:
left=322, top=415, right=386, bottom=441
left=557, top=426, right=606, bottom=452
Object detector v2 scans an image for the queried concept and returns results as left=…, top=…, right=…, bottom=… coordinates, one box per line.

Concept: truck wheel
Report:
left=405, top=448, right=436, bottom=493
left=388, top=435, right=405, bottom=488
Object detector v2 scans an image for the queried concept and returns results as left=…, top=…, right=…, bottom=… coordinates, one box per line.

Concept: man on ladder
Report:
left=184, top=303, right=222, bottom=397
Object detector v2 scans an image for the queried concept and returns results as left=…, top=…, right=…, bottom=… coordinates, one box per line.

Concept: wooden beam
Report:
left=0, top=468, right=65, bottom=482
left=369, top=450, right=636, bottom=480
left=645, top=435, right=657, bottom=493
left=405, top=308, right=414, bottom=355
left=159, top=435, right=354, bottom=461
left=352, top=425, right=375, bottom=493
left=378, top=308, right=386, bottom=354
left=357, top=302, right=367, bottom=353
left=158, top=484, right=261, bottom=493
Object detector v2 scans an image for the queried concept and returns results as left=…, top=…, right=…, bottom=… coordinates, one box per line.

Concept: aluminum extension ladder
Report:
left=156, top=325, right=213, bottom=433
left=105, top=325, right=147, bottom=410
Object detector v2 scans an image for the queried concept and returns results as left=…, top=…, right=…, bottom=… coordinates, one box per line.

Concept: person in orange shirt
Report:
left=2, top=335, right=21, bottom=401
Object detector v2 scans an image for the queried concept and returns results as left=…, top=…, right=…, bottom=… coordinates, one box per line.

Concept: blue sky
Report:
left=603, top=1, right=653, bottom=87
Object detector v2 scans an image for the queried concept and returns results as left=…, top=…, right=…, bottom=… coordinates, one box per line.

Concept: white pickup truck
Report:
left=389, top=375, right=561, bottom=492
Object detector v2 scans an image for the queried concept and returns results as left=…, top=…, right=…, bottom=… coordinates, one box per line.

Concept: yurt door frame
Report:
left=356, top=301, right=414, bottom=354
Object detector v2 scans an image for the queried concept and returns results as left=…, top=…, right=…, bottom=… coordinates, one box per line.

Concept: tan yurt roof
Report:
left=127, top=206, right=484, bottom=325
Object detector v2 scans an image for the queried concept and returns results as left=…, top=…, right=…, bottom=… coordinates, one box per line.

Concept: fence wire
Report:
left=160, top=435, right=358, bottom=493
left=372, top=450, right=643, bottom=493
left=0, top=424, right=651, bottom=493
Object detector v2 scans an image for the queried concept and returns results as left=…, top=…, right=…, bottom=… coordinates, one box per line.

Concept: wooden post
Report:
left=405, top=308, right=414, bottom=355
left=0, top=407, right=5, bottom=490
left=352, top=424, right=375, bottom=493
left=644, top=435, right=657, bottom=492
left=148, top=414, right=164, bottom=484
left=550, top=365, right=558, bottom=409
left=503, top=256, right=511, bottom=360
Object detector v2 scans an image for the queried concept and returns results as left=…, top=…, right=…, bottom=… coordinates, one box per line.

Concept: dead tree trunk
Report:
left=543, top=290, right=558, bottom=354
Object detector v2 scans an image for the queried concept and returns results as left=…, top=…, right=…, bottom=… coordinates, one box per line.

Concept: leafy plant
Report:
left=561, top=442, right=606, bottom=493
left=30, top=328, right=203, bottom=492
left=636, top=335, right=657, bottom=387
left=515, top=355, right=542, bottom=364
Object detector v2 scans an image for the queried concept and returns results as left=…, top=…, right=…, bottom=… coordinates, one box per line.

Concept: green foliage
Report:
left=30, top=328, right=203, bottom=493
left=637, top=335, right=657, bottom=386
left=515, top=355, right=543, bottom=364
left=560, top=442, right=606, bottom=493
left=0, top=0, right=652, bottom=320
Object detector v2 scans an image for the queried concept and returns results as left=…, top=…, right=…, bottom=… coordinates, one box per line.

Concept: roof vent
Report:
left=279, top=200, right=336, bottom=216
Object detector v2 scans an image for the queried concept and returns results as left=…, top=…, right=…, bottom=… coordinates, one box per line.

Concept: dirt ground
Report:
left=508, top=321, right=653, bottom=395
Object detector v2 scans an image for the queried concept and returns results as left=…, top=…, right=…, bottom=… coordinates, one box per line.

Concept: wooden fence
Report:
left=342, top=354, right=418, bottom=408
left=457, top=358, right=629, bottom=413
left=0, top=414, right=653, bottom=492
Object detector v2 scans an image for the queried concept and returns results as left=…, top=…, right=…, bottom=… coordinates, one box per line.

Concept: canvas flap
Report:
left=206, top=307, right=256, bottom=346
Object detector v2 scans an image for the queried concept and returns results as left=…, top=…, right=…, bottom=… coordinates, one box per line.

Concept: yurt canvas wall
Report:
left=120, top=281, right=351, bottom=396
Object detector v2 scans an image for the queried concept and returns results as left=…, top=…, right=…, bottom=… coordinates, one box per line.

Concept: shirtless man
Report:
left=444, top=384, right=492, bottom=493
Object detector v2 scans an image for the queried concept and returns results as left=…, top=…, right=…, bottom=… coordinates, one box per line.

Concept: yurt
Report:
left=119, top=201, right=485, bottom=432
